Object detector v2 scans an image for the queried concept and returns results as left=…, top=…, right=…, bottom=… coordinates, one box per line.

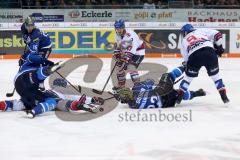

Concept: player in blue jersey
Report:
left=19, top=16, right=53, bottom=68
left=113, top=65, right=206, bottom=109
left=0, top=63, right=104, bottom=118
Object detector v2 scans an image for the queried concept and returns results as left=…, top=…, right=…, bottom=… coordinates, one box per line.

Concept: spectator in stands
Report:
left=136, top=0, right=144, bottom=5
left=112, top=0, right=121, bottom=8
left=21, top=0, right=36, bottom=9
left=46, top=0, right=52, bottom=8
left=228, top=0, right=239, bottom=5
left=59, top=0, right=66, bottom=8
left=195, top=0, right=204, bottom=8
left=52, top=0, right=60, bottom=6
left=216, top=0, right=228, bottom=5
left=143, top=0, right=156, bottom=9
left=85, top=0, right=93, bottom=8
left=35, top=0, right=41, bottom=8
left=204, top=0, right=215, bottom=5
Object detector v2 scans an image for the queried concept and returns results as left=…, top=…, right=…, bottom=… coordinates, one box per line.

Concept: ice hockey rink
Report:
left=0, top=58, right=239, bottom=160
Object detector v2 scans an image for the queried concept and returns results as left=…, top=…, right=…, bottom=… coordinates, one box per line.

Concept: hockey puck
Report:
left=99, top=107, right=104, bottom=112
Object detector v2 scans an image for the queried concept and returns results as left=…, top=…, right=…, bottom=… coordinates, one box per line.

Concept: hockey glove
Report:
left=113, top=50, right=122, bottom=61
left=120, top=52, right=133, bottom=63
left=43, top=59, right=55, bottom=66
left=18, top=56, right=26, bottom=66
left=154, top=73, right=174, bottom=96
left=182, top=61, right=187, bottom=68
left=214, top=44, right=224, bottom=57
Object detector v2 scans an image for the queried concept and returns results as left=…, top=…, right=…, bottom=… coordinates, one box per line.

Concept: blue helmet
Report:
left=180, top=24, right=194, bottom=34
left=114, top=19, right=125, bottom=29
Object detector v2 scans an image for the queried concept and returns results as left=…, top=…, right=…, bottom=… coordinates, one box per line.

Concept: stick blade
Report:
left=92, top=89, right=103, bottom=95
left=6, top=93, right=14, bottom=97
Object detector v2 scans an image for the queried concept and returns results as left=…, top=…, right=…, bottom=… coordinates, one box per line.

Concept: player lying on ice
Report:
left=112, top=65, right=206, bottom=109
left=0, top=63, right=104, bottom=118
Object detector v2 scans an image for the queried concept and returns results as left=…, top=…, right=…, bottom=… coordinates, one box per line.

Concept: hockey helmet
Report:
left=24, top=16, right=35, bottom=29
left=180, top=24, right=194, bottom=36
left=114, top=19, right=125, bottom=29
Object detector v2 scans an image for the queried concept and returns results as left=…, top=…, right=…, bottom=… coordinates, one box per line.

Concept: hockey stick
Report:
left=6, top=45, right=28, bottom=97
left=6, top=64, right=21, bottom=97
left=55, top=71, right=81, bottom=94
left=6, top=88, right=16, bottom=97
left=92, top=62, right=118, bottom=95
left=174, top=76, right=184, bottom=84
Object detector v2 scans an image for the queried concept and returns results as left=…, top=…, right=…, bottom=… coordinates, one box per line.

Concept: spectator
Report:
left=156, top=0, right=167, bottom=8
left=85, top=0, right=93, bottom=8
left=204, top=0, right=215, bottom=5
left=59, top=0, right=66, bottom=8
left=195, top=0, right=204, bottom=8
left=228, top=0, right=239, bottom=5
left=127, top=0, right=135, bottom=5
left=52, top=0, right=60, bottom=6
left=143, top=0, right=156, bottom=9
left=45, top=0, right=52, bottom=8
left=35, top=0, right=41, bottom=8
left=21, top=0, right=36, bottom=8
left=216, top=0, right=228, bottom=5
left=112, top=0, right=121, bottom=8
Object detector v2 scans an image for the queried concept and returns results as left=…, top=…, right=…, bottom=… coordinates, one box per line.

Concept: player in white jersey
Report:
left=113, top=19, right=145, bottom=89
left=177, top=24, right=229, bottom=104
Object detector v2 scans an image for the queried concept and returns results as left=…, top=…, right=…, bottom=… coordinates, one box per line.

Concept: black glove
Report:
left=44, top=59, right=55, bottom=66
left=182, top=61, right=186, bottom=68
left=18, top=57, right=25, bottom=66
left=18, top=54, right=27, bottom=66
left=214, top=44, right=224, bottom=57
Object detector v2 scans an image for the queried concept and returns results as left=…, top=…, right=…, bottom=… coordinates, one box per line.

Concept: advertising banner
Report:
left=187, top=10, right=240, bottom=22
left=0, top=30, right=25, bottom=55
left=230, top=29, right=240, bottom=53
left=0, top=9, right=23, bottom=23
left=0, top=29, right=115, bottom=55
left=47, top=29, right=115, bottom=54
left=1, top=9, right=240, bottom=23
left=135, top=29, right=230, bottom=54
left=0, top=28, right=231, bottom=55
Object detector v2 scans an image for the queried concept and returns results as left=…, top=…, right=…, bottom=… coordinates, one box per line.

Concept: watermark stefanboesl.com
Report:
left=118, top=110, right=193, bottom=122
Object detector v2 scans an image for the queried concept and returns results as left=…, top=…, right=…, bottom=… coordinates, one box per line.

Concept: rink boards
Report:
left=0, top=22, right=240, bottom=58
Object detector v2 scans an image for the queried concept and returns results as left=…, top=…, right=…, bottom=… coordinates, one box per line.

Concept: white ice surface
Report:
left=0, top=58, right=240, bottom=160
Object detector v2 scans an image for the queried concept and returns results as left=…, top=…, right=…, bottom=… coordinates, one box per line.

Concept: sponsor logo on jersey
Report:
left=187, top=40, right=208, bottom=52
